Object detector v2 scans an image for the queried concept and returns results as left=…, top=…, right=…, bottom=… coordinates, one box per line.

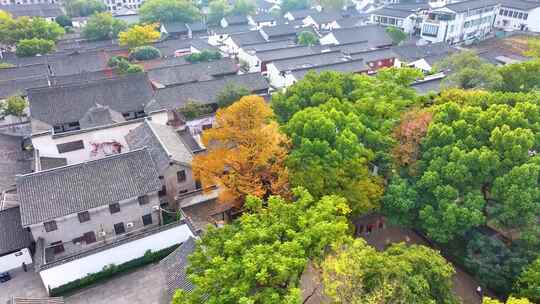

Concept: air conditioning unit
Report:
left=152, top=205, right=160, bottom=211
left=99, top=231, right=106, bottom=237
left=126, top=222, right=134, bottom=228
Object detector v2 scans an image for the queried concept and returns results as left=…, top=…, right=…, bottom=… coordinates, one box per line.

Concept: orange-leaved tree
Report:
left=192, top=95, right=290, bottom=208
left=392, top=109, right=433, bottom=171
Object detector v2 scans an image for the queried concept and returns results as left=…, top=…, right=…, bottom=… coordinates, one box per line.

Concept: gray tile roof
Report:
left=371, top=7, right=416, bottom=18
left=291, top=58, right=368, bottom=80
left=154, top=73, right=269, bottom=109
left=0, top=76, right=49, bottom=99
left=147, top=58, right=238, bottom=87
left=160, top=237, right=196, bottom=302
left=0, top=206, right=33, bottom=255
left=257, top=45, right=317, bottom=62
left=47, top=50, right=112, bottom=77
left=411, top=76, right=444, bottom=95
left=125, top=120, right=193, bottom=173
left=209, top=24, right=253, bottom=35
left=387, top=2, right=431, bottom=11
left=444, top=0, right=500, bottom=13
left=243, top=40, right=295, bottom=52
left=0, top=3, right=63, bottom=18
left=316, top=40, right=371, bottom=54
left=328, top=25, right=393, bottom=47
left=308, top=10, right=343, bottom=24
left=287, top=9, right=318, bottom=19
left=270, top=50, right=347, bottom=71
left=392, top=42, right=457, bottom=62
left=230, top=30, right=267, bottom=46
left=350, top=48, right=398, bottom=62
left=79, top=104, right=126, bottom=129
left=0, top=134, right=32, bottom=192
left=251, top=12, right=275, bottom=22
left=187, top=21, right=207, bottom=32
left=499, top=0, right=540, bottom=10
left=336, top=16, right=367, bottom=28
left=51, top=70, right=117, bottom=86
left=27, top=73, right=154, bottom=127
left=0, top=64, right=49, bottom=82
left=224, top=14, right=249, bottom=25
left=17, top=148, right=162, bottom=226
left=259, top=24, right=297, bottom=39
left=163, top=22, right=189, bottom=34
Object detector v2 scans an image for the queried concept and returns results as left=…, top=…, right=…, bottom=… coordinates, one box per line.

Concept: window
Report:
left=158, top=185, right=167, bottom=196
left=202, top=124, right=213, bottom=130
left=138, top=195, right=149, bottom=205
left=142, top=214, right=153, bottom=226
left=83, top=231, right=97, bottom=244
left=177, top=170, right=186, bottom=183
left=109, top=203, right=121, bottom=214
left=50, top=241, right=64, bottom=254
left=114, top=222, right=126, bottom=235
left=78, top=211, right=90, bottom=223
left=44, top=220, right=57, bottom=232
left=57, top=140, right=84, bottom=153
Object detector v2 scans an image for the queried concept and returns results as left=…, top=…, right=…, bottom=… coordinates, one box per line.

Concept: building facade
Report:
left=495, top=0, right=540, bottom=32
left=420, top=0, right=500, bottom=44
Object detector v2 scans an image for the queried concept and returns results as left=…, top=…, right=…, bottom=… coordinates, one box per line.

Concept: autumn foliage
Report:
left=392, top=109, right=433, bottom=169
left=192, top=96, right=290, bottom=207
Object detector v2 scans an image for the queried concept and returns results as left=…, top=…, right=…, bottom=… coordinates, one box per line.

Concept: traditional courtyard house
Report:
left=16, top=148, right=195, bottom=292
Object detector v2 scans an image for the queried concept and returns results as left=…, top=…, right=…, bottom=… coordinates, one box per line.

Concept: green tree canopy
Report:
left=273, top=69, right=421, bottom=216
left=384, top=89, right=540, bottom=243
left=139, top=0, right=201, bottom=23
left=0, top=95, right=27, bottom=117
left=0, top=14, right=64, bottom=45
left=515, top=256, right=540, bottom=302
left=322, top=239, right=458, bottom=304
left=15, top=38, right=54, bottom=57
left=497, top=59, right=540, bottom=93
left=231, top=0, right=256, bottom=15
left=216, top=83, right=250, bottom=108
left=385, top=26, right=407, bottom=45
left=55, top=15, right=73, bottom=27
left=435, top=50, right=502, bottom=90
left=64, top=0, right=107, bottom=17
left=207, top=0, right=231, bottom=25
left=297, top=30, right=318, bottom=46
left=172, top=188, right=351, bottom=304
left=281, top=0, right=310, bottom=12
left=82, top=12, right=127, bottom=40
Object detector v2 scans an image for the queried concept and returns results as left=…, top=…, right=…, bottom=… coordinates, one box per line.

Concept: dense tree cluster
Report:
left=173, top=188, right=351, bottom=304
left=139, top=0, right=201, bottom=23
left=0, top=12, right=64, bottom=46
left=322, top=239, right=457, bottom=304
left=119, top=24, right=160, bottom=49
left=272, top=68, right=420, bottom=216
left=83, top=12, right=127, bottom=40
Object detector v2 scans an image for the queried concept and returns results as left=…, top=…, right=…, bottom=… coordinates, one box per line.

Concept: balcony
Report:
left=176, top=185, right=219, bottom=208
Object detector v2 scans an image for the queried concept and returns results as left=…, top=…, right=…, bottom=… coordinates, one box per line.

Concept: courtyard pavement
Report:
left=65, top=263, right=165, bottom=304
left=0, top=267, right=48, bottom=304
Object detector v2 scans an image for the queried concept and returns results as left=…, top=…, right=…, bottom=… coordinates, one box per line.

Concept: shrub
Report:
left=185, top=49, right=222, bottom=63
left=177, top=100, right=214, bottom=120
left=49, top=244, right=180, bottom=296
left=55, top=15, right=73, bottom=27
left=16, top=38, right=54, bottom=57
left=130, top=45, right=161, bottom=61
left=107, top=56, right=143, bottom=74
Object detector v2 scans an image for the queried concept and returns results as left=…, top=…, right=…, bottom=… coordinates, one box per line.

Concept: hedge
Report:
left=49, top=244, right=180, bottom=296
left=130, top=46, right=161, bottom=61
